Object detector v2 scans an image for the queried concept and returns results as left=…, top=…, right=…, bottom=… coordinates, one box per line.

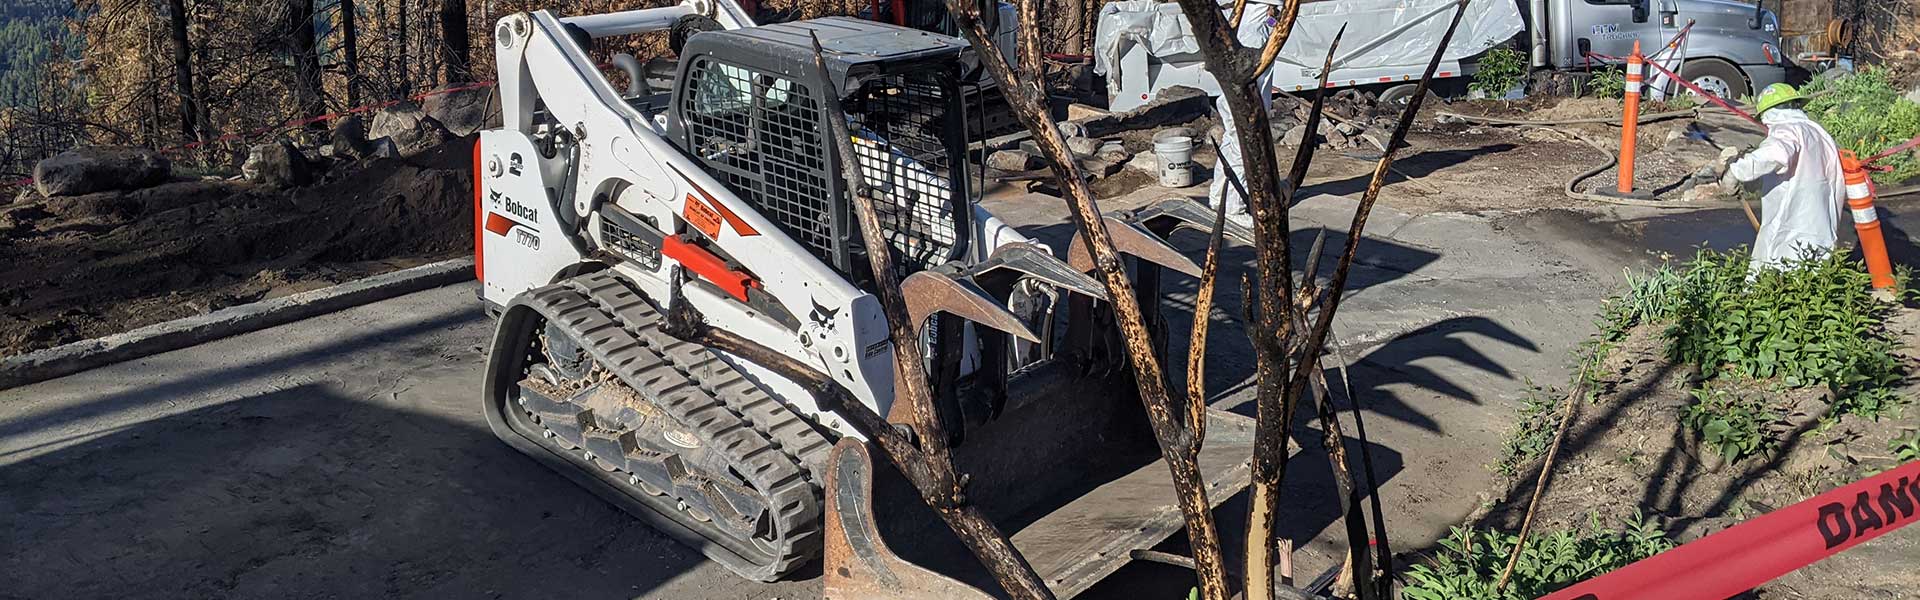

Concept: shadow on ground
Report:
left=0, top=381, right=749, bottom=599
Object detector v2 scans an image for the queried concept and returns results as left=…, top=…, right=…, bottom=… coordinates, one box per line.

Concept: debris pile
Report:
left=1268, top=90, right=1402, bottom=153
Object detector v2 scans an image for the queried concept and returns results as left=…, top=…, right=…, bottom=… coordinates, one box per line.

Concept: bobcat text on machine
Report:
left=472, top=1, right=1265, bottom=593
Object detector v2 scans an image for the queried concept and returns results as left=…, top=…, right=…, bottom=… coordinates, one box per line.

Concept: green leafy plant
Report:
left=1471, top=46, right=1527, bottom=98
left=1682, top=387, right=1774, bottom=462
left=1587, top=67, right=1626, bottom=99
left=1892, top=429, right=1920, bottom=462
left=1801, top=67, right=1920, bottom=184
left=1591, top=249, right=1907, bottom=464
left=1661, top=248, right=1904, bottom=417
left=1403, top=512, right=1673, bottom=600
left=1494, top=382, right=1562, bottom=476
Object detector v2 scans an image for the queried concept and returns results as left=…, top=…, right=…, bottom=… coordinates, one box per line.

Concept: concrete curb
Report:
left=0, top=257, right=474, bottom=391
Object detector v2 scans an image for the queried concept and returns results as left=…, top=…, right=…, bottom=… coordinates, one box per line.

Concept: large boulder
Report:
left=422, top=85, right=500, bottom=136
left=242, top=140, right=312, bottom=188
left=329, top=114, right=373, bottom=160
left=33, top=146, right=171, bottom=197
left=369, top=105, right=455, bottom=158
left=986, top=149, right=1040, bottom=172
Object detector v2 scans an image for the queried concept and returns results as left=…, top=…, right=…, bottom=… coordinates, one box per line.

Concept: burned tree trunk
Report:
left=288, top=0, right=326, bottom=118
left=343, top=0, right=360, bottom=107
left=163, top=0, right=197, bottom=143
left=806, top=33, right=1053, bottom=600
left=940, top=1, right=1312, bottom=598
left=1157, top=2, right=1307, bottom=597
left=439, top=0, right=470, bottom=83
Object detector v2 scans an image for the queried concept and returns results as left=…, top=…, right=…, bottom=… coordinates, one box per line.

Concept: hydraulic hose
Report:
left=1433, top=109, right=1724, bottom=208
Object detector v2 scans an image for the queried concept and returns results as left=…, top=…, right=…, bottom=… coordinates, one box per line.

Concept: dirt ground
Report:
left=1470, top=310, right=1920, bottom=598
left=0, top=141, right=474, bottom=355
left=1119, top=96, right=1756, bottom=215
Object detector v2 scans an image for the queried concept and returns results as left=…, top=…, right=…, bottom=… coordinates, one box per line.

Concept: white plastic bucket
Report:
left=1152, top=133, right=1195, bottom=188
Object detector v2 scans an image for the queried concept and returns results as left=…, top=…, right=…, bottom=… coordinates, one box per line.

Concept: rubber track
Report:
left=570, top=272, right=834, bottom=484
left=520, top=271, right=829, bottom=578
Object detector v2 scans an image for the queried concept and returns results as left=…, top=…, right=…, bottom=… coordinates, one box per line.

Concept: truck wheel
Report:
left=1680, top=58, right=1750, bottom=101
left=1379, top=83, right=1420, bottom=108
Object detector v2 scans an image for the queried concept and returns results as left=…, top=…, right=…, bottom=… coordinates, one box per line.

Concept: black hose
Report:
left=1435, top=110, right=1730, bottom=208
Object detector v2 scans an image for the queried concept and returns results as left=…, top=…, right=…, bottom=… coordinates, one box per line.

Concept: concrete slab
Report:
left=0, top=284, right=821, bottom=600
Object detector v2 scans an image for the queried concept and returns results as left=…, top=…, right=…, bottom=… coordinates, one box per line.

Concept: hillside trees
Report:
left=2, top=0, right=1110, bottom=181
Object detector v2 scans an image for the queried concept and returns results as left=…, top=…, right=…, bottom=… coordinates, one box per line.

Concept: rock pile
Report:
left=1269, top=89, right=1404, bottom=153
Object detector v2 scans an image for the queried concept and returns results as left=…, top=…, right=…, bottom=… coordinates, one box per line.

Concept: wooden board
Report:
left=1011, top=408, right=1262, bottom=599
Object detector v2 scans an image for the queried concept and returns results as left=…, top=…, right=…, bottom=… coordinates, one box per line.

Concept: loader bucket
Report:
left=840, top=359, right=1262, bottom=598
left=835, top=222, right=1269, bottom=597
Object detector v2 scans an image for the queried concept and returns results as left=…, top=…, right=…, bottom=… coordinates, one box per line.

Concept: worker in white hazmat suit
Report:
left=1208, top=1, right=1279, bottom=229
left=1719, top=83, right=1847, bottom=272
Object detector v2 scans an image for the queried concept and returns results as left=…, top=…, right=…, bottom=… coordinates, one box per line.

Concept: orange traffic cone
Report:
left=1840, top=150, right=1896, bottom=289
left=1608, top=42, right=1650, bottom=199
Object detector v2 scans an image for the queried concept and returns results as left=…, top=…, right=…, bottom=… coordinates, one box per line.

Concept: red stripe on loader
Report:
left=473, top=139, right=485, bottom=282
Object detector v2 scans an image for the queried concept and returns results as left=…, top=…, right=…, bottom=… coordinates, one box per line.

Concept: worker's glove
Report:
left=1718, top=170, right=1742, bottom=191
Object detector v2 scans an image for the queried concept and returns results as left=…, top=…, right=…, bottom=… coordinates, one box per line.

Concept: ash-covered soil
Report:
left=0, top=139, right=474, bottom=356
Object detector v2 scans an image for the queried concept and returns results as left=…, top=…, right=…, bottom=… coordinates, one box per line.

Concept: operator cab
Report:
left=663, top=18, right=979, bottom=286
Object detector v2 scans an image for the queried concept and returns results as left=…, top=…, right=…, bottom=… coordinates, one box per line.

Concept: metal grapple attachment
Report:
left=1128, top=197, right=1257, bottom=246
left=828, top=195, right=1274, bottom=600
left=1066, top=215, right=1202, bottom=278
left=898, top=242, right=1109, bottom=342
left=891, top=242, right=1110, bottom=437
left=822, top=440, right=995, bottom=600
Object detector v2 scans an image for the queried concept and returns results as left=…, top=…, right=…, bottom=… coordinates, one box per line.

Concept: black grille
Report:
left=848, top=71, right=962, bottom=273
left=678, top=55, right=965, bottom=277
left=682, top=57, right=835, bottom=260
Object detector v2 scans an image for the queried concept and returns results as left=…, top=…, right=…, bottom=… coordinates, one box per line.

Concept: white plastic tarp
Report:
left=1095, top=0, right=1526, bottom=86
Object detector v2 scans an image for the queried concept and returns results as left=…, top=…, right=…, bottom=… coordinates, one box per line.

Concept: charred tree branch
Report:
left=1163, top=3, right=1309, bottom=597
left=946, top=0, right=1234, bottom=597
left=805, top=32, right=1053, bottom=600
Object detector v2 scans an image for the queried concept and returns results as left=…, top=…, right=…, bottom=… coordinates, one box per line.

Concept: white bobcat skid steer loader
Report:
left=474, top=2, right=1262, bottom=594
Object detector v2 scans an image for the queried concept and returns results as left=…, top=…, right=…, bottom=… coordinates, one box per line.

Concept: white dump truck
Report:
left=1095, top=0, right=1788, bottom=110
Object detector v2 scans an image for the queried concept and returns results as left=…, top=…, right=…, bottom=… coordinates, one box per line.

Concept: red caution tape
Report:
left=1540, top=460, right=1920, bottom=600
left=1866, top=134, right=1920, bottom=165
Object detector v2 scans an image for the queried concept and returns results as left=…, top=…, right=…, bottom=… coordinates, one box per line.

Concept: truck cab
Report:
left=1094, top=0, right=1787, bottom=110
left=1544, top=0, right=1785, bottom=99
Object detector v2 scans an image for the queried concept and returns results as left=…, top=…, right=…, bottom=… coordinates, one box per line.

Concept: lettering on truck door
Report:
left=1570, top=0, right=1664, bottom=63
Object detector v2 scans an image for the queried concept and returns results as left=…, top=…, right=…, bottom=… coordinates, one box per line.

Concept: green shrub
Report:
left=1494, top=383, right=1562, bottom=476
left=1892, top=429, right=1920, bottom=462
left=1472, top=46, right=1527, bottom=98
left=1404, top=513, right=1673, bottom=600
left=1662, top=249, right=1903, bottom=415
left=1801, top=68, right=1920, bottom=184
left=1587, top=67, right=1625, bottom=99
left=1592, top=249, right=1907, bottom=463
left=1682, top=387, right=1775, bottom=462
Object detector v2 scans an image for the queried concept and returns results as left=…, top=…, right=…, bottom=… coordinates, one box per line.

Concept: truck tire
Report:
left=1680, top=58, right=1750, bottom=101
left=1379, top=83, right=1420, bottom=108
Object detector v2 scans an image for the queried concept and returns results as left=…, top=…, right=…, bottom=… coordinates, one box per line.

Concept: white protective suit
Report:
left=1724, top=107, right=1848, bottom=271
left=1208, top=3, right=1278, bottom=224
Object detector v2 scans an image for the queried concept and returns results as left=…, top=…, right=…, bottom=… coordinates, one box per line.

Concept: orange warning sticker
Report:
left=683, top=194, right=723, bottom=238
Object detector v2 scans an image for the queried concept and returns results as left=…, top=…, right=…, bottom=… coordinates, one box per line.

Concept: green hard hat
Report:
left=1754, top=83, right=1805, bottom=115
